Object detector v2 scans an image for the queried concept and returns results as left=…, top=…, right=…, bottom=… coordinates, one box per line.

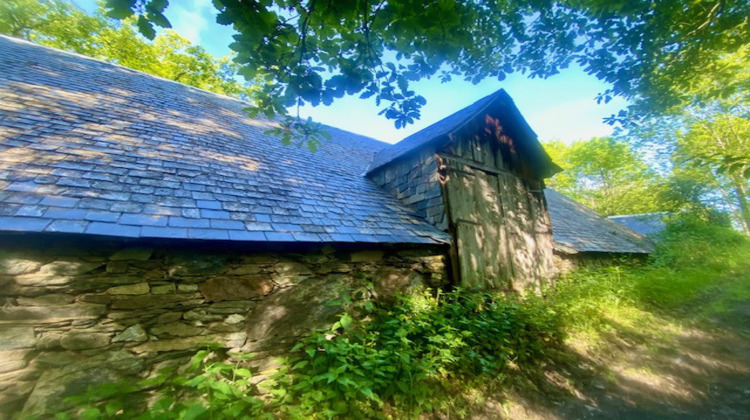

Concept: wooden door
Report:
left=444, top=159, right=513, bottom=290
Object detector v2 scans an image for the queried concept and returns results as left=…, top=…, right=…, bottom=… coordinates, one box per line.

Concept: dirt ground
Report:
left=475, top=299, right=750, bottom=419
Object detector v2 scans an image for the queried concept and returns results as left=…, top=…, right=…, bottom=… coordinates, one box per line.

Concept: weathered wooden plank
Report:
left=443, top=126, right=554, bottom=292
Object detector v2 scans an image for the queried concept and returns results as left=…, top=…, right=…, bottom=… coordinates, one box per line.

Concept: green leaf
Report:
left=137, top=15, right=156, bottom=40
left=148, top=0, right=169, bottom=12
left=105, top=0, right=134, bottom=19
left=340, top=313, right=353, bottom=329
left=146, top=11, right=172, bottom=28
left=182, top=403, right=208, bottom=420
left=292, top=360, right=309, bottom=370
left=104, top=400, right=123, bottom=416
left=234, top=368, right=252, bottom=377
left=80, top=408, right=102, bottom=420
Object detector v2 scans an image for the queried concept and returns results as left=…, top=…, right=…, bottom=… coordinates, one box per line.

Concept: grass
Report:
left=550, top=220, right=750, bottom=337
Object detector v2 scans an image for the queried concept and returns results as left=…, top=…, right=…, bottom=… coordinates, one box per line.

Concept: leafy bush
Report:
left=273, top=289, right=563, bottom=418
left=548, top=219, right=750, bottom=335
left=57, top=349, right=269, bottom=420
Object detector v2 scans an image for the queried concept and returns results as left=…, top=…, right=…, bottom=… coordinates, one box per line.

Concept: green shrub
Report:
left=57, top=348, right=269, bottom=420
left=274, top=289, right=563, bottom=418
left=548, top=219, right=750, bottom=335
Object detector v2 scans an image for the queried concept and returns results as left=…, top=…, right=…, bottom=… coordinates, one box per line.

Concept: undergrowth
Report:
left=56, top=290, right=563, bottom=419
left=548, top=220, right=750, bottom=341
left=57, top=220, right=750, bottom=419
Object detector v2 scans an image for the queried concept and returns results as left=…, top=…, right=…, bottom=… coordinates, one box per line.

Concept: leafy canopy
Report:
left=105, top=0, right=749, bottom=130
left=625, top=46, right=750, bottom=233
left=544, top=137, right=666, bottom=216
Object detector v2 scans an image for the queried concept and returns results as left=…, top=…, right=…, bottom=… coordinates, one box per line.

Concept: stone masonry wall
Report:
left=369, top=148, right=448, bottom=230
left=0, top=234, right=448, bottom=418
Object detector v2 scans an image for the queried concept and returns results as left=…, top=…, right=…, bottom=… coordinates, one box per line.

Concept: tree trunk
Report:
left=732, top=177, right=750, bottom=236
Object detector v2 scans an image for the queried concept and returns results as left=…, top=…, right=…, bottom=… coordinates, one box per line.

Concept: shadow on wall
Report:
left=0, top=233, right=447, bottom=418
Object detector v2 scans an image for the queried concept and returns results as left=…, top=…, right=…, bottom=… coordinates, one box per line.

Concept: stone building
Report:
left=0, top=35, right=640, bottom=416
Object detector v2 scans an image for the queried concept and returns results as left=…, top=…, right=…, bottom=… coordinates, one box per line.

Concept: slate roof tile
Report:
left=227, top=230, right=266, bottom=241
left=0, top=216, right=50, bottom=231
left=85, top=210, right=121, bottom=222
left=85, top=222, right=141, bottom=237
left=119, top=213, right=168, bottom=226
left=187, top=228, right=230, bottom=240
left=45, top=220, right=89, bottom=234
left=43, top=207, right=87, bottom=220
left=140, top=226, right=189, bottom=239
left=15, top=205, right=46, bottom=217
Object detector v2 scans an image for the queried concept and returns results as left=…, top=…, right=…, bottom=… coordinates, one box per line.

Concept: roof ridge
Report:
left=365, top=89, right=508, bottom=173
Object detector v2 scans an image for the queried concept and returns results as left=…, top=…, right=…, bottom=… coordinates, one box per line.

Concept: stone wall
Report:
left=369, top=147, right=448, bottom=230
left=0, top=233, right=448, bottom=418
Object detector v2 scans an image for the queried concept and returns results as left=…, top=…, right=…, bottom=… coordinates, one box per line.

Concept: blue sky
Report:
left=75, top=0, right=628, bottom=144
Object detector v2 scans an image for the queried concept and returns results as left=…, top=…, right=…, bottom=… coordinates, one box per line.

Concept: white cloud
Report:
left=165, top=0, right=214, bottom=44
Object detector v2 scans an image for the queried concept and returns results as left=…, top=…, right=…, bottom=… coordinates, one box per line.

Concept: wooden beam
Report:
left=439, top=154, right=510, bottom=176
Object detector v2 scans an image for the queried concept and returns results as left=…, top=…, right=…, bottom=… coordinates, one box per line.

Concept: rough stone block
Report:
left=372, top=266, right=425, bottom=301
left=274, top=260, right=312, bottom=275
left=150, top=322, right=202, bottom=338
left=167, top=254, right=226, bottom=277
left=241, top=255, right=278, bottom=264
left=244, top=277, right=347, bottom=352
left=199, top=276, right=273, bottom=302
left=16, top=294, right=74, bottom=306
left=0, top=349, right=31, bottom=373
left=0, top=326, right=36, bottom=350
left=112, top=324, right=148, bottom=343
left=36, top=331, right=64, bottom=350
left=110, top=294, right=192, bottom=310
left=226, top=265, right=263, bottom=275
left=183, top=309, right=223, bottom=322
left=0, top=257, right=42, bottom=275
left=177, top=284, right=199, bottom=293
left=106, top=282, right=150, bottom=295
left=224, top=314, right=245, bottom=325
left=156, top=312, right=184, bottom=324
left=350, top=250, right=385, bottom=263
left=207, top=301, right=256, bottom=314
left=207, top=323, right=243, bottom=332
left=131, top=335, right=219, bottom=354
left=20, top=365, right=120, bottom=417
left=151, top=284, right=176, bottom=295
left=0, top=303, right=106, bottom=323
left=105, top=261, right=129, bottom=274
left=15, top=261, right=103, bottom=286
left=60, top=332, right=111, bottom=350
left=78, top=294, right=112, bottom=305
left=110, top=248, right=153, bottom=261
left=0, top=380, right=35, bottom=417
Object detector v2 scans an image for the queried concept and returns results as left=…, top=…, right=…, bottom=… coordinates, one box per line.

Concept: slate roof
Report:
left=608, top=213, right=667, bottom=236
left=0, top=35, right=450, bottom=245
left=367, top=89, right=561, bottom=179
left=545, top=189, right=653, bottom=254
